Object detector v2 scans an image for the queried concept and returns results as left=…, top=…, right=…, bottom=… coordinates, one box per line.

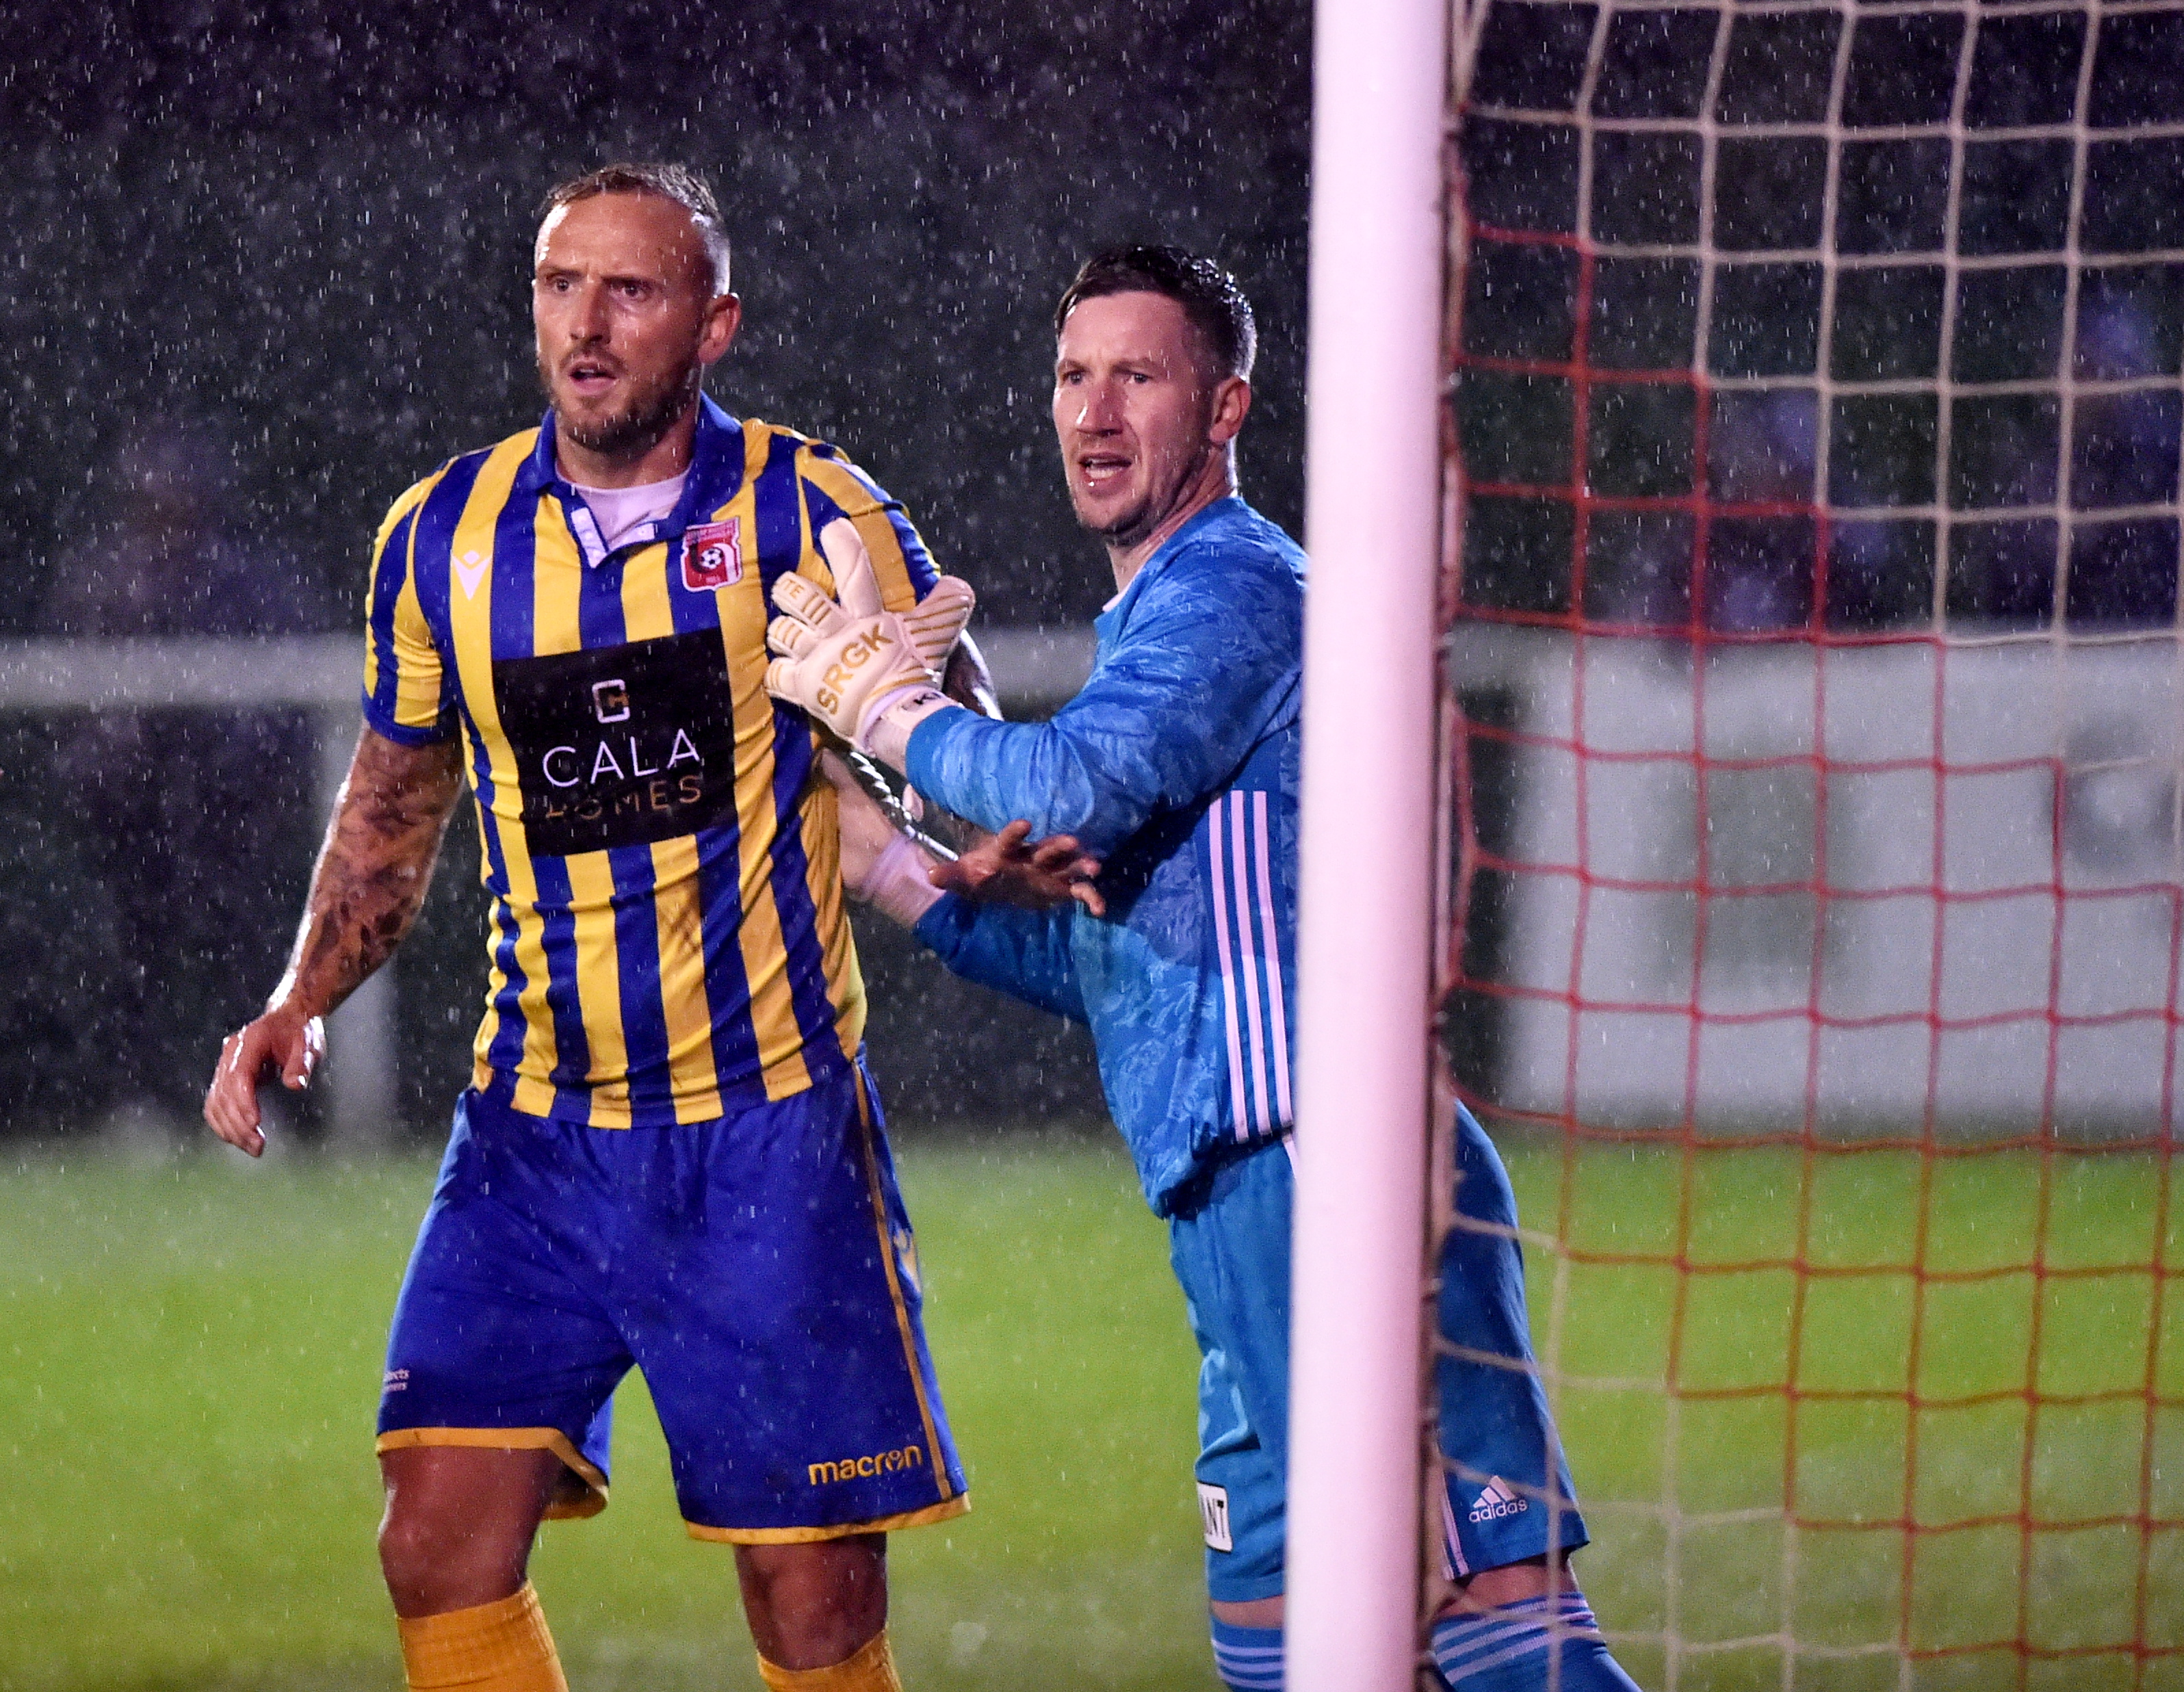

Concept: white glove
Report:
left=764, top=518, right=974, bottom=757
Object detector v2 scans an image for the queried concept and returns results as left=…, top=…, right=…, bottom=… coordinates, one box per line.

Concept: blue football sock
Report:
left=1210, top=1617, right=1284, bottom=1691
left=1430, top=1591, right=1641, bottom=1691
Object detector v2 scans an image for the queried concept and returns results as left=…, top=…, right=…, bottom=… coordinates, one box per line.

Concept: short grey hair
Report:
left=538, top=162, right=732, bottom=296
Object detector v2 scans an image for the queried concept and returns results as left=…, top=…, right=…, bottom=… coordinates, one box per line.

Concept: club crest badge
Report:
left=681, top=519, right=744, bottom=591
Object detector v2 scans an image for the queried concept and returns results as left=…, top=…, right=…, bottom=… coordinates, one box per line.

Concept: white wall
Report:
left=1487, top=633, right=2183, bottom=1134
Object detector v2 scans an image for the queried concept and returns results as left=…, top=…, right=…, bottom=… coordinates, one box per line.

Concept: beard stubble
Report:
left=543, top=354, right=702, bottom=462
left=1073, top=436, right=1219, bottom=552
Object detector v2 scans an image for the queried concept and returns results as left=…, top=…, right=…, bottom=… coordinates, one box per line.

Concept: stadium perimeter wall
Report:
left=0, top=630, right=1107, bottom=1143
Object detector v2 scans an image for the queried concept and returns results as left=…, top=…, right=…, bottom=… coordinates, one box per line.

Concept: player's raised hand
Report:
left=932, top=819, right=1106, bottom=917
left=203, top=1004, right=325, bottom=1157
left=765, top=520, right=975, bottom=751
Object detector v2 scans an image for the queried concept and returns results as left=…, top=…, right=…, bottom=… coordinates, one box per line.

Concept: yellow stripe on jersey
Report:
left=799, top=772, right=866, bottom=1068
left=726, top=421, right=812, bottom=1102
left=643, top=831, right=724, bottom=1123
left=610, top=532, right=729, bottom=1124
left=362, top=400, right=939, bottom=1128
left=615, top=536, right=677, bottom=641
left=365, top=471, right=454, bottom=738
left=447, top=445, right=564, bottom=1121
left=361, top=472, right=437, bottom=701
left=527, top=496, right=632, bottom=1110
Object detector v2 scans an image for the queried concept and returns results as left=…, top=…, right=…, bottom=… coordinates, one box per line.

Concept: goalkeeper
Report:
left=765, top=246, right=1638, bottom=1692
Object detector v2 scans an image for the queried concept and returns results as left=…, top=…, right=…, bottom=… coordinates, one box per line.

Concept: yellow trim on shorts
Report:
left=681, top=1495, right=970, bottom=1546
left=374, top=1427, right=609, bottom=1520
left=850, top=1070, right=954, bottom=1500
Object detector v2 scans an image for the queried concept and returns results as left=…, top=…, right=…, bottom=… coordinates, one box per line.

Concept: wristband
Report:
left=857, top=828, right=944, bottom=927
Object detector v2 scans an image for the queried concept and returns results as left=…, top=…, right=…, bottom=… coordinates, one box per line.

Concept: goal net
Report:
left=1434, top=0, right=2183, bottom=1685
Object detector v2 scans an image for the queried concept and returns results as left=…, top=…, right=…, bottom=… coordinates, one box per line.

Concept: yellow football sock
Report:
left=396, top=1583, right=569, bottom=1691
left=755, top=1628, right=904, bottom=1691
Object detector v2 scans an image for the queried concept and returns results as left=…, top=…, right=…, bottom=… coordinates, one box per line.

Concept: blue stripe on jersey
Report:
left=411, top=452, right=483, bottom=654
left=609, top=846, right=673, bottom=1117
left=478, top=801, right=532, bottom=1084
left=672, top=422, right=762, bottom=1101
left=694, top=823, right=763, bottom=1099
left=533, top=863, right=591, bottom=1106
left=668, top=395, right=749, bottom=542
left=410, top=465, right=471, bottom=653
left=573, top=506, right=625, bottom=649
left=670, top=413, right=751, bottom=612
left=802, top=480, right=852, bottom=543
left=768, top=727, right=839, bottom=1058
left=407, top=455, right=532, bottom=1089
left=489, top=489, right=591, bottom=1110
left=752, top=434, right=842, bottom=1063
left=1205, top=790, right=1295, bottom=1144
left=752, top=429, right=805, bottom=599
left=365, top=504, right=422, bottom=731
left=572, top=542, right=675, bottom=1120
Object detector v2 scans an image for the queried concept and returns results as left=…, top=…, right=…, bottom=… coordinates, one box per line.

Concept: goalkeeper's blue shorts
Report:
left=1168, top=1111, right=1587, bottom=1605
left=1431, top=1105, right=1591, bottom=1580
left=374, top=1056, right=967, bottom=1544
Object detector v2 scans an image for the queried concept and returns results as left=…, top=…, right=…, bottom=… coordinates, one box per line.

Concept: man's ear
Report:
left=1209, top=375, right=1252, bottom=447
left=699, top=293, right=742, bottom=367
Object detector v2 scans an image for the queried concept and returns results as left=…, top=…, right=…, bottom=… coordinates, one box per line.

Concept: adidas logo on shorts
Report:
left=1468, top=1476, right=1529, bottom=1524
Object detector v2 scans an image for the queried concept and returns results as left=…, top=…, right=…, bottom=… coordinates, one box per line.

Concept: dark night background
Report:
left=0, top=0, right=1313, bottom=1135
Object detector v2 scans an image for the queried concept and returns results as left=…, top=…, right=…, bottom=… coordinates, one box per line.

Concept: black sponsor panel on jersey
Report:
left=494, top=630, right=739, bottom=857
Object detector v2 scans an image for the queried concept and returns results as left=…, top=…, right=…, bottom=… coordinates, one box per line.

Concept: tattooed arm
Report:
left=203, top=726, right=465, bottom=1156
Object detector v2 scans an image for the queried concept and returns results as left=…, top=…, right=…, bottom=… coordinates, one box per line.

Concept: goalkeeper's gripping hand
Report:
left=764, top=517, right=975, bottom=763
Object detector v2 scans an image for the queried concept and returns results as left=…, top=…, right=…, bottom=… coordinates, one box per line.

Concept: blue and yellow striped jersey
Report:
left=361, top=396, right=939, bottom=1128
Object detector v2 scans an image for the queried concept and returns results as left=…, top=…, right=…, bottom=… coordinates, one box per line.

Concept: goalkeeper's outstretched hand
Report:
left=934, top=820, right=1106, bottom=917
left=765, top=518, right=975, bottom=759
left=821, top=757, right=1101, bottom=924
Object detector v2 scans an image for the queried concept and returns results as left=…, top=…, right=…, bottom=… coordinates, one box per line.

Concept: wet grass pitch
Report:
left=0, top=1134, right=2173, bottom=1690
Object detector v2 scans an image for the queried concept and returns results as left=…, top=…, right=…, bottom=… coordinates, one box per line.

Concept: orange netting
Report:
left=1432, top=3, right=2182, bottom=1684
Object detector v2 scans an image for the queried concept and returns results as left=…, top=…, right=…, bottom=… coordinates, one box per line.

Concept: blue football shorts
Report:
left=375, top=1056, right=967, bottom=1544
left=1431, top=1104, right=1590, bottom=1579
left=1167, top=1109, right=1587, bottom=1604
left=1169, top=1136, right=1297, bottom=1604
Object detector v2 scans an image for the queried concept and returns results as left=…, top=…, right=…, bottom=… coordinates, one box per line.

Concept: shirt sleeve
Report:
left=798, top=443, right=943, bottom=610
left=912, top=894, right=1088, bottom=1024
left=360, top=474, right=458, bottom=746
left=903, top=541, right=1302, bottom=858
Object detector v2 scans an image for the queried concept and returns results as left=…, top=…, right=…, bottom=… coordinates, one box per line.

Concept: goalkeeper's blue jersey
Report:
left=905, top=497, right=1304, bottom=1212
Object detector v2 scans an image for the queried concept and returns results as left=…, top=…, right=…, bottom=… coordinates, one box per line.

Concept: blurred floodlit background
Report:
left=9, top=2, right=2179, bottom=1687
left=0, top=4, right=1304, bottom=1687
left=0, top=0, right=1310, bottom=1146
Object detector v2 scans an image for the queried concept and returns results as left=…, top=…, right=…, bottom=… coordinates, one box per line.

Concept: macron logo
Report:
left=1468, top=1476, right=1529, bottom=1524
left=455, top=550, right=488, bottom=600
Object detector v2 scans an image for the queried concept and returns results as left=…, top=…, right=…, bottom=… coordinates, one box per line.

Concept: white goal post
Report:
left=1288, top=0, right=1458, bottom=1686
left=1292, top=0, right=2184, bottom=1682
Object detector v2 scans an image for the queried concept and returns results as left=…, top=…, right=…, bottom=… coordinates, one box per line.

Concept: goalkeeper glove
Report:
left=765, top=517, right=974, bottom=759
